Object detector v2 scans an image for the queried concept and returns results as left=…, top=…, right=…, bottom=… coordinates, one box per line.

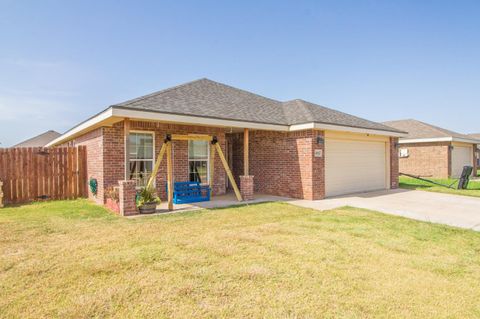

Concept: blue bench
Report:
left=167, top=181, right=211, bottom=204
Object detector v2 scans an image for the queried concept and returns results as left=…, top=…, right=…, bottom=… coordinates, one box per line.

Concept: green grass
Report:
left=400, top=176, right=480, bottom=198
left=2, top=200, right=480, bottom=318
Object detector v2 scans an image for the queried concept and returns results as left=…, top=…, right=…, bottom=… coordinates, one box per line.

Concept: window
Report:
left=128, top=132, right=154, bottom=187
left=399, top=148, right=409, bottom=158
left=188, top=140, right=209, bottom=183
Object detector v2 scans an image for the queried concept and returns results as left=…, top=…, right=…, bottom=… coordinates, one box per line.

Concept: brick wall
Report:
left=65, top=128, right=104, bottom=203
left=228, top=129, right=325, bottom=200
left=103, top=126, right=125, bottom=196
left=118, top=180, right=137, bottom=216
left=476, top=147, right=480, bottom=168
left=239, top=175, right=254, bottom=200
left=472, top=144, right=478, bottom=176
left=104, top=120, right=227, bottom=201
left=390, top=137, right=399, bottom=189
left=64, top=121, right=400, bottom=204
left=398, top=142, right=450, bottom=178
left=64, top=121, right=227, bottom=203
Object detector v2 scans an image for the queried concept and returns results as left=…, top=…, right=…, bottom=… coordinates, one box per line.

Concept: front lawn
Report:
left=1, top=200, right=480, bottom=318
left=400, top=176, right=480, bottom=198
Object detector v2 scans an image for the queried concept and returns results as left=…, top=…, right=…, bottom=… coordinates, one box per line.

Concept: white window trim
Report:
left=188, top=140, right=210, bottom=184
left=126, top=130, right=155, bottom=188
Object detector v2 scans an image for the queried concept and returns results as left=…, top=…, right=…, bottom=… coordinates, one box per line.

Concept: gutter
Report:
left=48, top=107, right=408, bottom=146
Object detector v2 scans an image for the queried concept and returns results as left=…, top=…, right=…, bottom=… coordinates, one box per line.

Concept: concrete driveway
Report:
left=290, top=189, right=480, bottom=231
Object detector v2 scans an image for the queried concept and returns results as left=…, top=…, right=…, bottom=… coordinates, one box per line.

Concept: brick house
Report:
left=469, top=133, right=480, bottom=167
left=13, top=130, right=61, bottom=147
left=383, top=119, right=479, bottom=178
left=48, top=79, right=404, bottom=213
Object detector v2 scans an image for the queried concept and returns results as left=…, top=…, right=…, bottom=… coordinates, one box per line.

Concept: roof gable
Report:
left=283, top=99, right=401, bottom=132
left=13, top=130, right=61, bottom=147
left=47, top=79, right=407, bottom=147
left=383, top=119, right=478, bottom=141
left=115, top=78, right=287, bottom=125
left=114, top=78, right=403, bottom=133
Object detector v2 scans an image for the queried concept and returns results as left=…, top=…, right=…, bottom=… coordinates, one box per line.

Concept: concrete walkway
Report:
left=132, top=189, right=480, bottom=232
left=129, top=193, right=290, bottom=217
left=289, top=189, right=480, bottom=231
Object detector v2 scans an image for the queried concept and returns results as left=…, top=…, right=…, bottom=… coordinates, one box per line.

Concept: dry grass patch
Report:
left=1, top=200, right=480, bottom=318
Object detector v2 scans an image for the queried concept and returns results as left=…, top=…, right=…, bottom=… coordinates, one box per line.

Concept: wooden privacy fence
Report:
left=0, top=146, right=87, bottom=205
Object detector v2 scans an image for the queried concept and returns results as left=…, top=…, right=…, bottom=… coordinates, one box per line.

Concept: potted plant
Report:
left=137, top=185, right=160, bottom=214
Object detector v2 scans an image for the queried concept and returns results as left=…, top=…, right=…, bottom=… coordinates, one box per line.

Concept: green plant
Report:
left=137, top=185, right=160, bottom=207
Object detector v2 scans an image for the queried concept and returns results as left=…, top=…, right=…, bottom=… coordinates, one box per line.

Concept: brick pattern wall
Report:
left=390, top=137, right=399, bottom=189
left=63, top=121, right=401, bottom=204
left=476, top=147, right=480, bottom=168
left=228, top=129, right=325, bottom=200
left=118, top=180, right=137, bottom=216
left=240, top=175, right=254, bottom=200
left=398, top=142, right=450, bottom=178
left=63, top=128, right=104, bottom=203
left=473, top=145, right=478, bottom=176
left=64, top=121, right=227, bottom=203
left=103, top=121, right=227, bottom=201
left=103, top=126, right=125, bottom=195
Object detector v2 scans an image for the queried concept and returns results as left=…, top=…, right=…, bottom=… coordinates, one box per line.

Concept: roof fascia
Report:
left=400, top=137, right=480, bottom=144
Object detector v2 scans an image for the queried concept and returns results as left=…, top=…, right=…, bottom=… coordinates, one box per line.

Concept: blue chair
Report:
left=166, top=181, right=211, bottom=204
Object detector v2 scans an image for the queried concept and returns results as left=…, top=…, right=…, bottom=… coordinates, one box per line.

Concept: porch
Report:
left=118, top=120, right=256, bottom=216
left=129, top=192, right=291, bottom=217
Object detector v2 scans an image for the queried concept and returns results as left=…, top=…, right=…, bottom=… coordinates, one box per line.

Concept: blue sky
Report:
left=1, top=0, right=479, bottom=146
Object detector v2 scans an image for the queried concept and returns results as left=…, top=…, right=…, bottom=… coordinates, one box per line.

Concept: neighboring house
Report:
left=13, top=130, right=61, bottom=148
left=47, top=78, right=404, bottom=206
left=468, top=133, right=480, bottom=166
left=383, top=119, right=479, bottom=178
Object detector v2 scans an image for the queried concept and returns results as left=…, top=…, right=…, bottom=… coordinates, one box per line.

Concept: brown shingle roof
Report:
left=13, top=130, right=61, bottom=147
left=283, top=99, right=401, bottom=132
left=114, top=78, right=404, bottom=133
left=382, top=119, right=478, bottom=140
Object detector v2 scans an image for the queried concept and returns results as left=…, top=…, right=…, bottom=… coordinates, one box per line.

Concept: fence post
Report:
left=0, top=180, right=4, bottom=208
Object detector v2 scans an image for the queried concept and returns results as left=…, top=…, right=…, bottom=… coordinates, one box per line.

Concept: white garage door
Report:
left=451, top=145, right=472, bottom=178
left=325, top=139, right=387, bottom=197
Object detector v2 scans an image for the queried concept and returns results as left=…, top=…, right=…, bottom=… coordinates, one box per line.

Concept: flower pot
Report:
left=138, top=202, right=157, bottom=214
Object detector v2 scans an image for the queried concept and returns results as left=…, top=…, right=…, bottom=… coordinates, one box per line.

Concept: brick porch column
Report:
left=390, top=137, right=399, bottom=189
left=240, top=175, right=254, bottom=201
left=118, top=180, right=137, bottom=216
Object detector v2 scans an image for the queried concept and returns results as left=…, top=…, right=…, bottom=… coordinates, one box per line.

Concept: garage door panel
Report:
left=325, top=139, right=387, bottom=197
left=452, top=146, right=473, bottom=178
